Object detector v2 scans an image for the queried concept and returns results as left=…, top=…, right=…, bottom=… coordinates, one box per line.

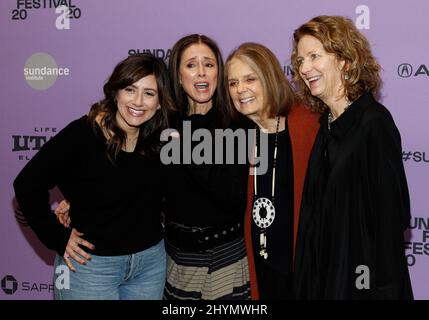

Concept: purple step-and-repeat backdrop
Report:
left=1, top=0, right=428, bottom=300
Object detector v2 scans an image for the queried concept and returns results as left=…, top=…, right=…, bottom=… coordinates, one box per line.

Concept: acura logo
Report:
left=398, top=63, right=413, bottom=78
left=1, top=275, right=18, bottom=295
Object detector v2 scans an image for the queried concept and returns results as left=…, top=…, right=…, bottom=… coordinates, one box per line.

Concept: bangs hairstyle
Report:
left=291, top=15, right=381, bottom=113
left=225, top=42, right=295, bottom=118
left=88, top=53, right=175, bottom=163
left=168, top=34, right=232, bottom=128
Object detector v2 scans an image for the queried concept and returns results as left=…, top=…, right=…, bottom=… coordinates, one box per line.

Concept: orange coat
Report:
left=244, top=104, right=320, bottom=300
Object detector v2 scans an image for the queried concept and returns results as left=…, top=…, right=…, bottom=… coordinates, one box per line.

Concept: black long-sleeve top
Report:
left=294, top=92, right=413, bottom=299
left=163, top=107, right=250, bottom=227
left=14, top=116, right=163, bottom=256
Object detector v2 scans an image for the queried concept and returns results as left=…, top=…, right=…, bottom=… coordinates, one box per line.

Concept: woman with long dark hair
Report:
left=14, top=54, right=175, bottom=299
left=162, top=34, right=251, bottom=300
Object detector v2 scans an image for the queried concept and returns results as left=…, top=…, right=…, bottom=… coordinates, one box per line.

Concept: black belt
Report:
left=165, top=221, right=243, bottom=252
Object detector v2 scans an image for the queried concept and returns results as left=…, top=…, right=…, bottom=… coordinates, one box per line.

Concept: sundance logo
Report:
left=128, top=49, right=171, bottom=61
left=24, top=53, right=70, bottom=90
left=397, top=63, right=429, bottom=78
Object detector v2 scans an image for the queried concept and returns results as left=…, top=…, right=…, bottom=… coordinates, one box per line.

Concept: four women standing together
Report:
left=14, top=15, right=413, bottom=300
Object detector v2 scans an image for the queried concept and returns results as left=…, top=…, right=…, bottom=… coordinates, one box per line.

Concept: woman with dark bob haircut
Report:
left=14, top=54, right=175, bottom=299
left=292, top=15, right=413, bottom=299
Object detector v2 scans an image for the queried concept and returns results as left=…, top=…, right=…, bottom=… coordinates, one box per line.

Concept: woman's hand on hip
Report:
left=63, top=228, right=95, bottom=272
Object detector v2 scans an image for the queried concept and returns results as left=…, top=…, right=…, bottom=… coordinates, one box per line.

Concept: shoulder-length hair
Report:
left=168, top=34, right=232, bottom=128
left=291, top=15, right=381, bottom=113
left=225, top=42, right=295, bottom=118
left=88, top=53, right=175, bottom=163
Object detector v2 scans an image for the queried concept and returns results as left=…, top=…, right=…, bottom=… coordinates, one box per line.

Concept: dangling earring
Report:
left=344, top=73, right=350, bottom=80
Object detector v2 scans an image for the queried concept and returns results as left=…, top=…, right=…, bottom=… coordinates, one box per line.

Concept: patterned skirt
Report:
left=163, top=236, right=251, bottom=300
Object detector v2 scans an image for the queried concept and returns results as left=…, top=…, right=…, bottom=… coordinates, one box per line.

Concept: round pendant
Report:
left=252, top=197, right=275, bottom=228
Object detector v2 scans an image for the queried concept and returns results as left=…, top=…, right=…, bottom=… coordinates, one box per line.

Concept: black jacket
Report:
left=294, top=93, right=413, bottom=299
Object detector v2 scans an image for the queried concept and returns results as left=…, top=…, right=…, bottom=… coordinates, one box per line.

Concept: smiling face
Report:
left=179, top=43, right=218, bottom=107
left=115, top=74, right=160, bottom=134
left=227, top=57, right=265, bottom=122
left=296, top=35, right=345, bottom=105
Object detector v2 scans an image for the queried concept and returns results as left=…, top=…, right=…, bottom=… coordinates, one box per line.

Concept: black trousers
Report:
left=254, top=258, right=294, bottom=300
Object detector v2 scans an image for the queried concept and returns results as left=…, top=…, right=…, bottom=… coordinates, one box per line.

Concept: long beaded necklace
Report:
left=252, top=116, right=280, bottom=259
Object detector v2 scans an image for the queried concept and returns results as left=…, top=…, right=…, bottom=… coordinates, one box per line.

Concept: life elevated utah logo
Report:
left=398, top=63, right=429, bottom=78
left=12, top=126, right=57, bottom=161
left=24, top=53, right=70, bottom=90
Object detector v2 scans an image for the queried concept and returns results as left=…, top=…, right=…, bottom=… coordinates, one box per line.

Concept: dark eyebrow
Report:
left=125, top=85, right=158, bottom=93
left=185, top=56, right=216, bottom=63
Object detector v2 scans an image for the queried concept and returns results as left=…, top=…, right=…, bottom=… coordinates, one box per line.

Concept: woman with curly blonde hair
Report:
left=292, top=15, right=413, bottom=299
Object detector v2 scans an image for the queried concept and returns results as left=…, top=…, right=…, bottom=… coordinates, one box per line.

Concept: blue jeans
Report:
left=53, top=240, right=166, bottom=300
